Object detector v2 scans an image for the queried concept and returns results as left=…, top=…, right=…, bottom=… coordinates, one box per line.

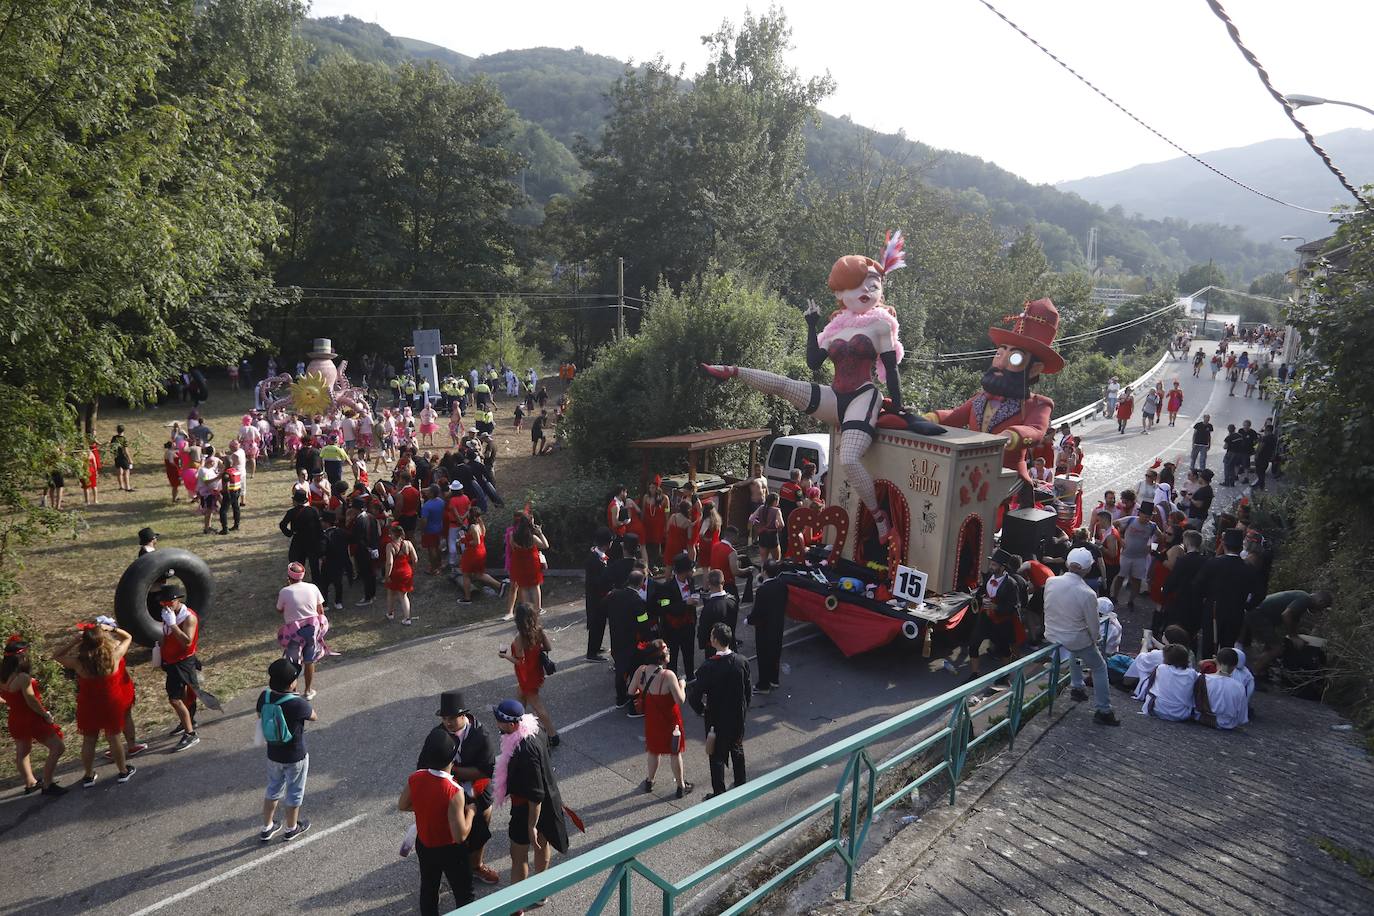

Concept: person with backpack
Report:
left=256, top=658, right=316, bottom=842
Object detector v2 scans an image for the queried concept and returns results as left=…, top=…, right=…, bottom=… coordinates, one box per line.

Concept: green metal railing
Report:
left=451, top=644, right=1070, bottom=915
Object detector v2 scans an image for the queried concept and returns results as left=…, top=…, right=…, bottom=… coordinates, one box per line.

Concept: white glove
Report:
left=161, top=608, right=177, bottom=627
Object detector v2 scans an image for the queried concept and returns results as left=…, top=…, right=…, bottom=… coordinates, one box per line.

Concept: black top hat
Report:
left=436, top=690, right=469, bottom=718
left=138, top=527, right=162, bottom=545
left=154, top=583, right=186, bottom=603
left=1137, top=501, right=1156, bottom=515
left=988, top=547, right=1019, bottom=569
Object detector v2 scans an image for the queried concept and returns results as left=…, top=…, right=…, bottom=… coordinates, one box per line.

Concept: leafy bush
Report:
left=515, top=467, right=619, bottom=567
left=564, top=271, right=807, bottom=475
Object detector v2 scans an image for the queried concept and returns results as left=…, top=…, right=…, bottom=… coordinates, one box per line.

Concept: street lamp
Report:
left=1285, top=94, right=1374, bottom=118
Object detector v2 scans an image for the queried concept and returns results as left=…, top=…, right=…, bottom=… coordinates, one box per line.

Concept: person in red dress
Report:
left=696, top=503, right=722, bottom=571
left=507, top=513, right=550, bottom=614
left=53, top=622, right=136, bottom=786
left=663, top=500, right=693, bottom=571
left=384, top=520, right=418, bottom=625
left=2, top=636, right=67, bottom=796
left=639, top=481, right=669, bottom=568
left=457, top=507, right=506, bottom=604
left=499, top=602, right=558, bottom=747
left=628, top=639, right=693, bottom=799
left=81, top=440, right=101, bottom=505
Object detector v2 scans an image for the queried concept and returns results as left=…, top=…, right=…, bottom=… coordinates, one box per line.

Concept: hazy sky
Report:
left=309, top=0, right=1373, bottom=195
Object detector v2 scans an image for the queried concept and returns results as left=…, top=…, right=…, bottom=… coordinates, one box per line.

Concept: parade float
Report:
left=705, top=240, right=1077, bottom=657
left=255, top=338, right=372, bottom=417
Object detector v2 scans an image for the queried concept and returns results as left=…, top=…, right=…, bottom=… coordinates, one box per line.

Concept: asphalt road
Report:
left=0, top=343, right=1278, bottom=916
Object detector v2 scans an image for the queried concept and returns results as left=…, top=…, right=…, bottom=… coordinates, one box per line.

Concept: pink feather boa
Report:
left=816, top=307, right=904, bottom=383
left=492, top=713, right=540, bottom=808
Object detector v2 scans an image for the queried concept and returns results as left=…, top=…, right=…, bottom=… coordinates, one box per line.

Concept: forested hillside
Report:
left=297, top=14, right=1291, bottom=283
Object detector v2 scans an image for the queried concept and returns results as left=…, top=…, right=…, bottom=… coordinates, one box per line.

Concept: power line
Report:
left=972, top=0, right=1360, bottom=217
left=1203, top=0, right=1368, bottom=208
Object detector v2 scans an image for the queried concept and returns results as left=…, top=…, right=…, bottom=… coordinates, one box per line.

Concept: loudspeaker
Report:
left=1000, top=507, right=1060, bottom=562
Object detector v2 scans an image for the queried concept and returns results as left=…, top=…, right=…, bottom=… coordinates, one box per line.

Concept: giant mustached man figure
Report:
left=923, top=298, right=1065, bottom=486
left=702, top=232, right=941, bottom=543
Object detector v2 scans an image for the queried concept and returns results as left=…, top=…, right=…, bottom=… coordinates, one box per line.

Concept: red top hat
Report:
left=988, top=298, right=1065, bottom=375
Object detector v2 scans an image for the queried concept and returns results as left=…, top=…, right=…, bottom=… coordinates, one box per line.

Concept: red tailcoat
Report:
left=932, top=392, right=1054, bottom=484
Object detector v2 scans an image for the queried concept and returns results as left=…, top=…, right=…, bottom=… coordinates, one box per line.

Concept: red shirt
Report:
left=445, top=494, right=471, bottom=528
left=160, top=608, right=199, bottom=664
left=408, top=769, right=460, bottom=847
left=780, top=481, right=803, bottom=505
left=398, top=485, right=421, bottom=517
left=1022, top=560, right=1054, bottom=589
left=709, top=539, right=735, bottom=580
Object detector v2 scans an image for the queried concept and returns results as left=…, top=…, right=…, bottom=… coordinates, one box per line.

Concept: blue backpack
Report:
left=260, top=691, right=294, bottom=744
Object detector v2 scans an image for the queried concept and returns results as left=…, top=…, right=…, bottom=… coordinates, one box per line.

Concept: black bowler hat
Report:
left=436, top=690, right=469, bottom=717
left=418, top=726, right=457, bottom=770
left=988, top=548, right=1018, bottom=569
left=154, top=583, right=186, bottom=603
left=138, top=527, right=161, bottom=545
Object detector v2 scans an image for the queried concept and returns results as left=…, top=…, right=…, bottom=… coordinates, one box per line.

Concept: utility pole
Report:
left=617, top=257, right=626, bottom=340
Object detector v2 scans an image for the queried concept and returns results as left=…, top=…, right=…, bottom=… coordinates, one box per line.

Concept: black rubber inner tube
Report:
left=114, top=548, right=215, bottom=647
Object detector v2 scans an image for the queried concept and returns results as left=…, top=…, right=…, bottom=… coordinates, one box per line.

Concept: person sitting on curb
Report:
left=1123, top=625, right=1191, bottom=693
left=1141, top=644, right=1195, bottom=722
left=1195, top=648, right=1249, bottom=730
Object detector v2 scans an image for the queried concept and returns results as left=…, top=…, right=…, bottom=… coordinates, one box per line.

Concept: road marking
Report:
left=560, top=626, right=821, bottom=735
left=125, top=813, right=368, bottom=916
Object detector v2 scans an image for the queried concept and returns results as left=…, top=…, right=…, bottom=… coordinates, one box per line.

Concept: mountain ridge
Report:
left=297, top=15, right=1292, bottom=283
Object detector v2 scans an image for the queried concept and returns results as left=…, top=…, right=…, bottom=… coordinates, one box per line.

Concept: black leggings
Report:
left=416, top=840, right=472, bottom=915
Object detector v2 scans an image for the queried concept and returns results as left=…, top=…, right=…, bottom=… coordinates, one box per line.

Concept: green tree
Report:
left=564, top=272, right=806, bottom=471
left=1249, top=270, right=1294, bottom=299
left=572, top=9, right=833, bottom=299
left=1177, top=262, right=1228, bottom=295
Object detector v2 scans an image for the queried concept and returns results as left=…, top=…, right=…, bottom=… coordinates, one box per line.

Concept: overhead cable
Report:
left=971, top=0, right=1361, bottom=216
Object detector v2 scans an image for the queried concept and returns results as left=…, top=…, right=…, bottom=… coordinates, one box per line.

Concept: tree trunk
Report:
left=82, top=400, right=98, bottom=440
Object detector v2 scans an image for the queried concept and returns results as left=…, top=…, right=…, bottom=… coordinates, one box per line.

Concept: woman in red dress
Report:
left=629, top=639, right=692, bottom=798
left=663, top=500, right=693, bottom=571
left=81, top=441, right=101, bottom=505
left=499, top=601, right=558, bottom=746
left=696, top=503, right=721, bottom=571
left=52, top=622, right=135, bottom=786
left=507, top=513, right=550, bottom=613
left=640, top=482, right=669, bottom=568
left=2, top=637, right=67, bottom=795
left=384, top=520, right=418, bottom=625
left=457, top=507, right=506, bottom=604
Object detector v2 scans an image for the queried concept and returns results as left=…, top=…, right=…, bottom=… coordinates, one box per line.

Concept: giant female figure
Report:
left=702, top=233, right=938, bottom=542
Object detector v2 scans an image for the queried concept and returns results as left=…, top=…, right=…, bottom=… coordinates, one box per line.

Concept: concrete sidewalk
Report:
left=808, top=690, right=1373, bottom=915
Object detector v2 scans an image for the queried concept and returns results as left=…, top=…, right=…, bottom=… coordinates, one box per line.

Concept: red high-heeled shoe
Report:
left=699, top=363, right=738, bottom=381
left=873, top=508, right=895, bottom=544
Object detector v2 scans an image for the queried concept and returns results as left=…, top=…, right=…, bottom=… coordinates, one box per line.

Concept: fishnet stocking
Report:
left=734, top=367, right=814, bottom=412
left=839, top=428, right=884, bottom=533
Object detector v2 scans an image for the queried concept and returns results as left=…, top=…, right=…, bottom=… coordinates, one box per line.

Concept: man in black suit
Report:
left=1194, top=528, right=1258, bottom=657
left=747, top=561, right=788, bottom=692
left=584, top=527, right=612, bottom=660
left=1160, top=529, right=1207, bottom=635
left=651, top=554, right=699, bottom=682
left=605, top=533, right=639, bottom=589
left=425, top=691, right=500, bottom=886
left=606, top=570, right=650, bottom=709
left=687, top=623, right=752, bottom=799
left=279, top=490, right=324, bottom=583
left=697, top=570, right=739, bottom=660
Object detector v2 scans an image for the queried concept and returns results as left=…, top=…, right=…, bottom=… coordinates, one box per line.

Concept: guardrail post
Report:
left=944, top=701, right=971, bottom=806
left=619, top=863, right=633, bottom=916
left=1007, top=668, right=1027, bottom=750
left=1047, top=651, right=1061, bottom=715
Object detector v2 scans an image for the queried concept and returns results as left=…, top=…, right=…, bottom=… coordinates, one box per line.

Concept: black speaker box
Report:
left=1000, top=507, right=1060, bottom=562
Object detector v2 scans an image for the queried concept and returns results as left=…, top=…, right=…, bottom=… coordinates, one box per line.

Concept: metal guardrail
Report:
left=1050, top=346, right=1175, bottom=429
left=449, top=645, right=1071, bottom=915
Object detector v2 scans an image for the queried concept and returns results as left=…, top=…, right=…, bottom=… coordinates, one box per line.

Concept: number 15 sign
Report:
left=893, top=565, right=928, bottom=605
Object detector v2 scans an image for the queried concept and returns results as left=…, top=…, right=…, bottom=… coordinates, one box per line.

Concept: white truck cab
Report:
left=764, top=433, right=830, bottom=490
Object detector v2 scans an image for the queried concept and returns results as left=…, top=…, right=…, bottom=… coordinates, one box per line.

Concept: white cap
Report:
left=1067, top=547, right=1095, bottom=570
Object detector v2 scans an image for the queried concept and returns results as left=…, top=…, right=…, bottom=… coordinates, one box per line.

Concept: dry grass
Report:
left=4, top=377, right=577, bottom=781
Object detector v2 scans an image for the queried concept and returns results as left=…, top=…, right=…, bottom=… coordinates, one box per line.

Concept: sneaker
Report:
left=173, top=733, right=200, bottom=752
left=169, top=724, right=187, bottom=737
left=356, top=598, right=374, bottom=607
left=498, top=580, right=509, bottom=598
left=41, top=783, right=68, bottom=797
left=305, top=689, right=317, bottom=700
left=22, top=783, right=40, bottom=795
left=82, top=773, right=98, bottom=788
left=116, top=766, right=136, bottom=783
left=128, top=742, right=149, bottom=757
left=283, top=820, right=311, bottom=841
left=1093, top=710, right=1121, bottom=727
left=753, top=684, right=772, bottom=695
left=626, top=709, right=645, bottom=719
left=473, top=864, right=500, bottom=885
left=333, top=602, right=343, bottom=610
left=1070, top=688, right=1089, bottom=702
left=641, top=779, right=654, bottom=794
left=457, top=597, right=473, bottom=605
left=259, top=822, right=281, bottom=842
left=676, top=782, right=695, bottom=800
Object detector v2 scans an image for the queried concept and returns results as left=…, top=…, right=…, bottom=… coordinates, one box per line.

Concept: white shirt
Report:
left=1042, top=573, right=1099, bottom=650
left=1199, top=673, right=1249, bottom=729
left=277, top=581, right=324, bottom=625
left=1143, top=665, right=1196, bottom=721
left=1126, top=648, right=1164, bottom=687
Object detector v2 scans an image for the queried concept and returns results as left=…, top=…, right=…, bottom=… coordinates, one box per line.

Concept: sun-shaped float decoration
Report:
left=290, top=371, right=333, bottom=415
